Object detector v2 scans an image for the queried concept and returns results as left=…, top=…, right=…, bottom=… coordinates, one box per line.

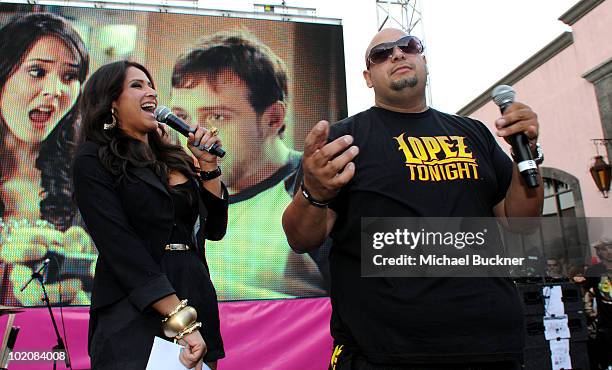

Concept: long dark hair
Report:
left=79, top=60, right=197, bottom=191
left=0, top=12, right=89, bottom=231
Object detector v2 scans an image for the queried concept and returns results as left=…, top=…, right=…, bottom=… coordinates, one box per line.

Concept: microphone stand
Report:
left=20, top=261, right=71, bottom=370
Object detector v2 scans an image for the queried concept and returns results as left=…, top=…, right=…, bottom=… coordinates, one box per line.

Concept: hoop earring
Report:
left=104, top=108, right=118, bottom=130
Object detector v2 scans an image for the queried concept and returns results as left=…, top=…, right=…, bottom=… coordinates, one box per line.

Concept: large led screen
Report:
left=0, top=3, right=347, bottom=306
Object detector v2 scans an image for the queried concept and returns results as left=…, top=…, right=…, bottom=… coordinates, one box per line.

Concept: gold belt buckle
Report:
left=164, top=243, right=190, bottom=251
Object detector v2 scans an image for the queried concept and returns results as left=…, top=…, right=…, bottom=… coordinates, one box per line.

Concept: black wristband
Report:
left=301, top=181, right=330, bottom=208
left=200, top=166, right=221, bottom=181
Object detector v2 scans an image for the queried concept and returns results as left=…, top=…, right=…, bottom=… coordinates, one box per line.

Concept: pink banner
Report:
left=0, top=297, right=332, bottom=370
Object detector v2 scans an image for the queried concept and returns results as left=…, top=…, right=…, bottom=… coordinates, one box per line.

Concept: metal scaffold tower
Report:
left=376, top=0, right=421, bottom=35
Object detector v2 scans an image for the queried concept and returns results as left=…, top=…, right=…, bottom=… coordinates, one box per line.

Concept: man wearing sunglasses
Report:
left=283, top=28, right=543, bottom=369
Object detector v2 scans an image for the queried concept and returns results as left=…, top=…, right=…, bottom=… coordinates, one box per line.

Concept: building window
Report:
left=543, top=177, right=576, bottom=217
left=504, top=169, right=590, bottom=280
left=540, top=177, right=584, bottom=266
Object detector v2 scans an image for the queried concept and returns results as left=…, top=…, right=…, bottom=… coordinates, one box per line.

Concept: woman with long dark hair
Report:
left=73, top=60, right=227, bottom=369
left=0, top=12, right=91, bottom=305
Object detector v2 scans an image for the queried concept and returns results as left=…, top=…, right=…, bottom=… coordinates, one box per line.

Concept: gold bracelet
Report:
left=162, top=299, right=188, bottom=323
left=162, top=306, right=198, bottom=338
left=174, top=321, right=203, bottom=342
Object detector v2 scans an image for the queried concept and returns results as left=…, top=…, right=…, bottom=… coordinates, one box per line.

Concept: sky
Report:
left=419, top=0, right=578, bottom=113
left=146, top=0, right=580, bottom=114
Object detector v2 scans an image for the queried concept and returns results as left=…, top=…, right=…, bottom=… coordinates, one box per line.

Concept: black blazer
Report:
left=73, top=141, right=228, bottom=312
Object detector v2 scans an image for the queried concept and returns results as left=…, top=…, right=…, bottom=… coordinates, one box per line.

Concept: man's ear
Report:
left=263, top=101, right=286, bottom=134
left=363, top=69, right=373, bottom=88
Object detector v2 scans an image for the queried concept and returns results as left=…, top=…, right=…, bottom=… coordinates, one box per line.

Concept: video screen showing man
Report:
left=170, top=30, right=327, bottom=300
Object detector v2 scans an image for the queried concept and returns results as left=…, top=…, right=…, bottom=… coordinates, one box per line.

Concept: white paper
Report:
left=544, top=316, right=570, bottom=340
left=146, top=336, right=189, bottom=370
left=543, top=285, right=565, bottom=317
left=145, top=337, right=212, bottom=370
left=549, top=338, right=572, bottom=370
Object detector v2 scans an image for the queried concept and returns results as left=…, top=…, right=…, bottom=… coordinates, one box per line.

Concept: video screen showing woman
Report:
left=0, top=12, right=92, bottom=306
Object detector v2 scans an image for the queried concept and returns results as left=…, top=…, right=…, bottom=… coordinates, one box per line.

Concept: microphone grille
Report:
left=491, top=85, right=516, bottom=107
left=154, top=105, right=171, bottom=122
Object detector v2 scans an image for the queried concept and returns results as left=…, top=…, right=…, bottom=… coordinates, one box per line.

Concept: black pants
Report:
left=329, top=345, right=523, bottom=370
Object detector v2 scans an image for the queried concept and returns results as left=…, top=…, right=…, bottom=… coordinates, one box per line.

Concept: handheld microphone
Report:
left=491, top=85, right=539, bottom=188
left=154, top=106, right=226, bottom=158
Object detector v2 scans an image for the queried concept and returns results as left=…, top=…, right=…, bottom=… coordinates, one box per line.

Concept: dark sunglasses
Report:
left=366, top=35, right=424, bottom=69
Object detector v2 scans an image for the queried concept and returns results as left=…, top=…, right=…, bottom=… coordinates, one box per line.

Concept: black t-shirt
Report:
left=585, top=263, right=612, bottom=330
left=327, top=107, right=523, bottom=364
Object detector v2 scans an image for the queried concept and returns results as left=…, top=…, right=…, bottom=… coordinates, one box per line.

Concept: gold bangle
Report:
left=162, top=299, right=188, bottom=323
left=174, top=321, right=203, bottom=342
left=162, top=306, right=197, bottom=338
left=162, top=306, right=198, bottom=338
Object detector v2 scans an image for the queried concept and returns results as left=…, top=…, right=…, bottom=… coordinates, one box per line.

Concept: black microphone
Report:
left=491, top=85, right=539, bottom=188
left=154, top=106, right=225, bottom=158
left=20, top=258, right=50, bottom=292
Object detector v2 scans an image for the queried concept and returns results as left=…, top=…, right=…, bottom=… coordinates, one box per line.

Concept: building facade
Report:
left=458, top=0, right=611, bottom=263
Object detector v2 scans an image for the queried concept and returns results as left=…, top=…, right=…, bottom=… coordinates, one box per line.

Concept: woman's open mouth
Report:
left=141, top=102, right=156, bottom=116
left=29, top=106, right=55, bottom=129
